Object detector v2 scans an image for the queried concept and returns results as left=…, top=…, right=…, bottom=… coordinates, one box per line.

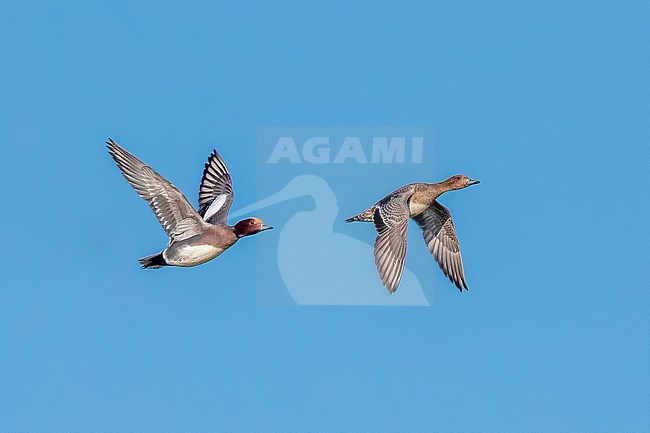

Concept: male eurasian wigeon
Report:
left=107, top=139, right=272, bottom=268
left=346, top=175, right=479, bottom=293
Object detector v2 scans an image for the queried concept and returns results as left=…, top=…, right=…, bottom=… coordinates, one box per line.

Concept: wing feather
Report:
left=107, top=139, right=205, bottom=242
left=372, top=190, right=412, bottom=293
left=197, top=149, right=233, bottom=225
left=413, top=201, right=468, bottom=291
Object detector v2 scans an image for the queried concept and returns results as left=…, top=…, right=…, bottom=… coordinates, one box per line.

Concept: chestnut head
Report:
left=444, top=174, right=480, bottom=190
left=234, top=217, right=273, bottom=238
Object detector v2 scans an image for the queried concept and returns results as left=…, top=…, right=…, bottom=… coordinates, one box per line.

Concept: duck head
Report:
left=234, top=218, right=273, bottom=238
left=444, top=174, right=480, bottom=190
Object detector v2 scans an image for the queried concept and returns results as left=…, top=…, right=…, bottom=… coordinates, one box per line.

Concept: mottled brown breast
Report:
left=410, top=183, right=443, bottom=213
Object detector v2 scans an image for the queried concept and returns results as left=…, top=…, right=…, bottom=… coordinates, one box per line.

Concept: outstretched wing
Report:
left=412, top=201, right=468, bottom=291
left=197, top=149, right=234, bottom=225
left=107, top=139, right=206, bottom=242
left=372, top=191, right=413, bottom=293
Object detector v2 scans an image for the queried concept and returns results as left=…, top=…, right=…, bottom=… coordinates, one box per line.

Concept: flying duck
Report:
left=346, top=175, right=479, bottom=293
left=106, top=139, right=272, bottom=268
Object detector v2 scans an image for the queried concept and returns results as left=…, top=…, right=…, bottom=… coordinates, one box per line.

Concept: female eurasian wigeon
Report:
left=107, top=139, right=272, bottom=268
left=346, top=175, right=479, bottom=293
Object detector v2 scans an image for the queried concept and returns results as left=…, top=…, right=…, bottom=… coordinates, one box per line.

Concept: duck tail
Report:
left=139, top=253, right=167, bottom=269
left=345, top=208, right=375, bottom=223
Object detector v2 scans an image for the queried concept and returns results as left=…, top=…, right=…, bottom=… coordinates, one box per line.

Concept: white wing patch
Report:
left=203, top=194, right=228, bottom=222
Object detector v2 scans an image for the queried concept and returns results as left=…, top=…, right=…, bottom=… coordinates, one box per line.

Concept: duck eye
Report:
left=249, top=220, right=255, bottom=225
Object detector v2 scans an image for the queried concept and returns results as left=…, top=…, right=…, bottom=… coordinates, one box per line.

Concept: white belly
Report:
left=164, top=244, right=226, bottom=267
left=409, top=201, right=429, bottom=216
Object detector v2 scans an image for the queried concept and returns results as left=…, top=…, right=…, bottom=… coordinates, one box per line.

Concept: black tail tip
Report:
left=139, top=253, right=166, bottom=269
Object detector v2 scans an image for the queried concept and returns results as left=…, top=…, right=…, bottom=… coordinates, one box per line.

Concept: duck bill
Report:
left=468, top=179, right=480, bottom=186
left=259, top=224, right=274, bottom=231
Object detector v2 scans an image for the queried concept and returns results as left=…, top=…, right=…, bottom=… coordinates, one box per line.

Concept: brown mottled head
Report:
left=444, top=174, right=480, bottom=191
left=233, top=217, right=273, bottom=238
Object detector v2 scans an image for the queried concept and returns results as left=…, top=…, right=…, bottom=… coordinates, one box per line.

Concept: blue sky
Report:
left=1, top=1, right=648, bottom=432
